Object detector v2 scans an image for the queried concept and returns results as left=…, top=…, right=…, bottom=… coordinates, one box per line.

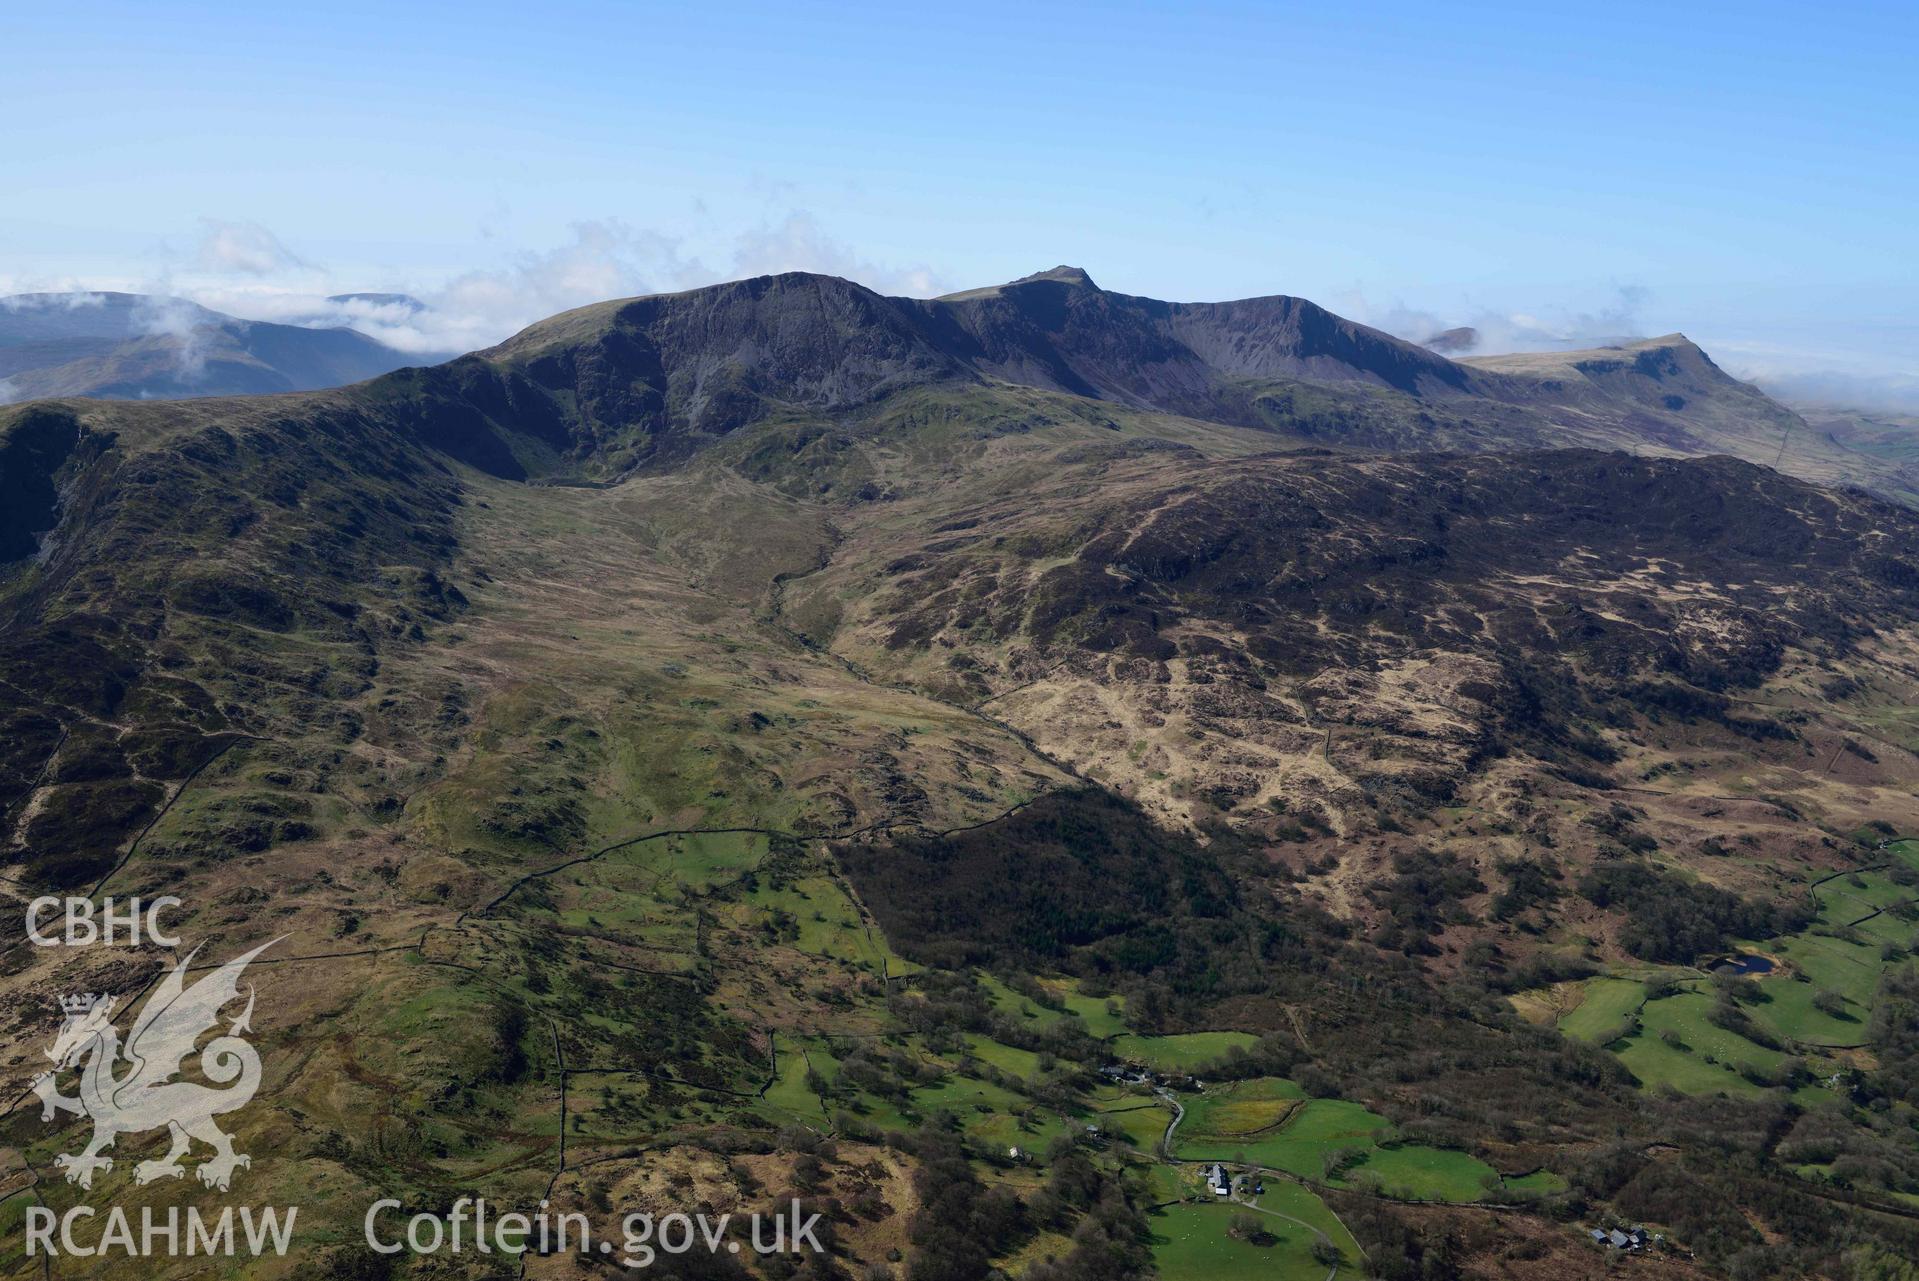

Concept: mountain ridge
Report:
left=377, top=266, right=1863, bottom=491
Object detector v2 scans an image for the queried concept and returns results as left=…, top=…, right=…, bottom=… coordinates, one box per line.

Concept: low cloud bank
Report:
left=1714, top=343, right=1919, bottom=414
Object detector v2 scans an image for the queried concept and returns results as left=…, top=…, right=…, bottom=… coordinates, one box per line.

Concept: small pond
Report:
left=1711, top=953, right=1775, bottom=976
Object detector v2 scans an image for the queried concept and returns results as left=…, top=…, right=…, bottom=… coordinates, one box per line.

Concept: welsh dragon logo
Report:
left=31, top=939, right=278, bottom=1192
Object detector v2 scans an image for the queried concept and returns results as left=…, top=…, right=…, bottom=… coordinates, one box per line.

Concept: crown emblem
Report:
left=58, top=994, right=99, bottom=1017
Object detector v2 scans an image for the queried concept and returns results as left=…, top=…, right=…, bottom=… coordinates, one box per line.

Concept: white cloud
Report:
left=1750, top=369, right=1919, bottom=412
left=1705, top=336, right=1919, bottom=413
left=129, top=294, right=218, bottom=382
left=0, top=377, right=18, bottom=405
left=194, top=220, right=309, bottom=276
left=165, top=219, right=700, bottom=357
left=172, top=213, right=951, bottom=359
left=1342, top=284, right=1654, bottom=356
left=731, top=212, right=944, bottom=298
left=425, top=219, right=712, bottom=350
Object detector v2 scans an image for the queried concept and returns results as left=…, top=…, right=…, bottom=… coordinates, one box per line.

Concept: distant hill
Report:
left=1462, top=335, right=1919, bottom=500
left=1463, top=333, right=1790, bottom=433
left=0, top=291, right=427, bottom=401
left=1421, top=325, right=1479, bottom=353
left=325, top=291, right=428, bottom=314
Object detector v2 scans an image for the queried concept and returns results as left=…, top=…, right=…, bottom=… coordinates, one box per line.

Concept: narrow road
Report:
left=1155, top=1086, right=1184, bottom=1159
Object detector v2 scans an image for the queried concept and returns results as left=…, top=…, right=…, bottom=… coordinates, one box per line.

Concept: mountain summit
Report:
left=937, top=264, right=1101, bottom=297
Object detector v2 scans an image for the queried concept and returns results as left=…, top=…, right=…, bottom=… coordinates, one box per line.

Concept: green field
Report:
left=1504, top=1169, right=1570, bottom=1195
left=1174, top=1098, right=1373, bottom=1177
left=912, top=1073, right=1077, bottom=1153
left=1178, top=1077, right=1308, bottom=1144
left=1112, top=1031, right=1260, bottom=1071
left=1645, top=990, right=1788, bottom=1070
left=1249, top=1181, right=1363, bottom=1258
left=1613, top=989, right=1782, bottom=1095
left=743, top=874, right=917, bottom=977
left=1744, top=961, right=1872, bottom=1047
left=980, top=974, right=1129, bottom=1038
left=1346, top=1144, right=1499, bottom=1202
left=1171, top=1086, right=1501, bottom=1202
left=1558, top=976, right=1647, bottom=1042
left=1750, top=912, right=1903, bottom=1043
left=1819, top=873, right=1912, bottom=911
left=965, top=1034, right=1046, bottom=1079
left=1551, top=852, right=1918, bottom=1096
left=1149, top=1200, right=1347, bottom=1281
left=760, top=1034, right=829, bottom=1123
left=1091, top=1092, right=1174, bottom=1152
left=1143, top=1161, right=1193, bottom=1205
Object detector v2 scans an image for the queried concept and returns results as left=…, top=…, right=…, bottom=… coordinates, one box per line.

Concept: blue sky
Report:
left=5, top=0, right=1915, bottom=401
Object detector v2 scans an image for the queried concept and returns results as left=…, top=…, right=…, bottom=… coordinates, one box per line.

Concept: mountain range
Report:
left=2, top=267, right=1917, bottom=1280
left=0, top=291, right=431, bottom=402
left=348, top=266, right=1911, bottom=502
